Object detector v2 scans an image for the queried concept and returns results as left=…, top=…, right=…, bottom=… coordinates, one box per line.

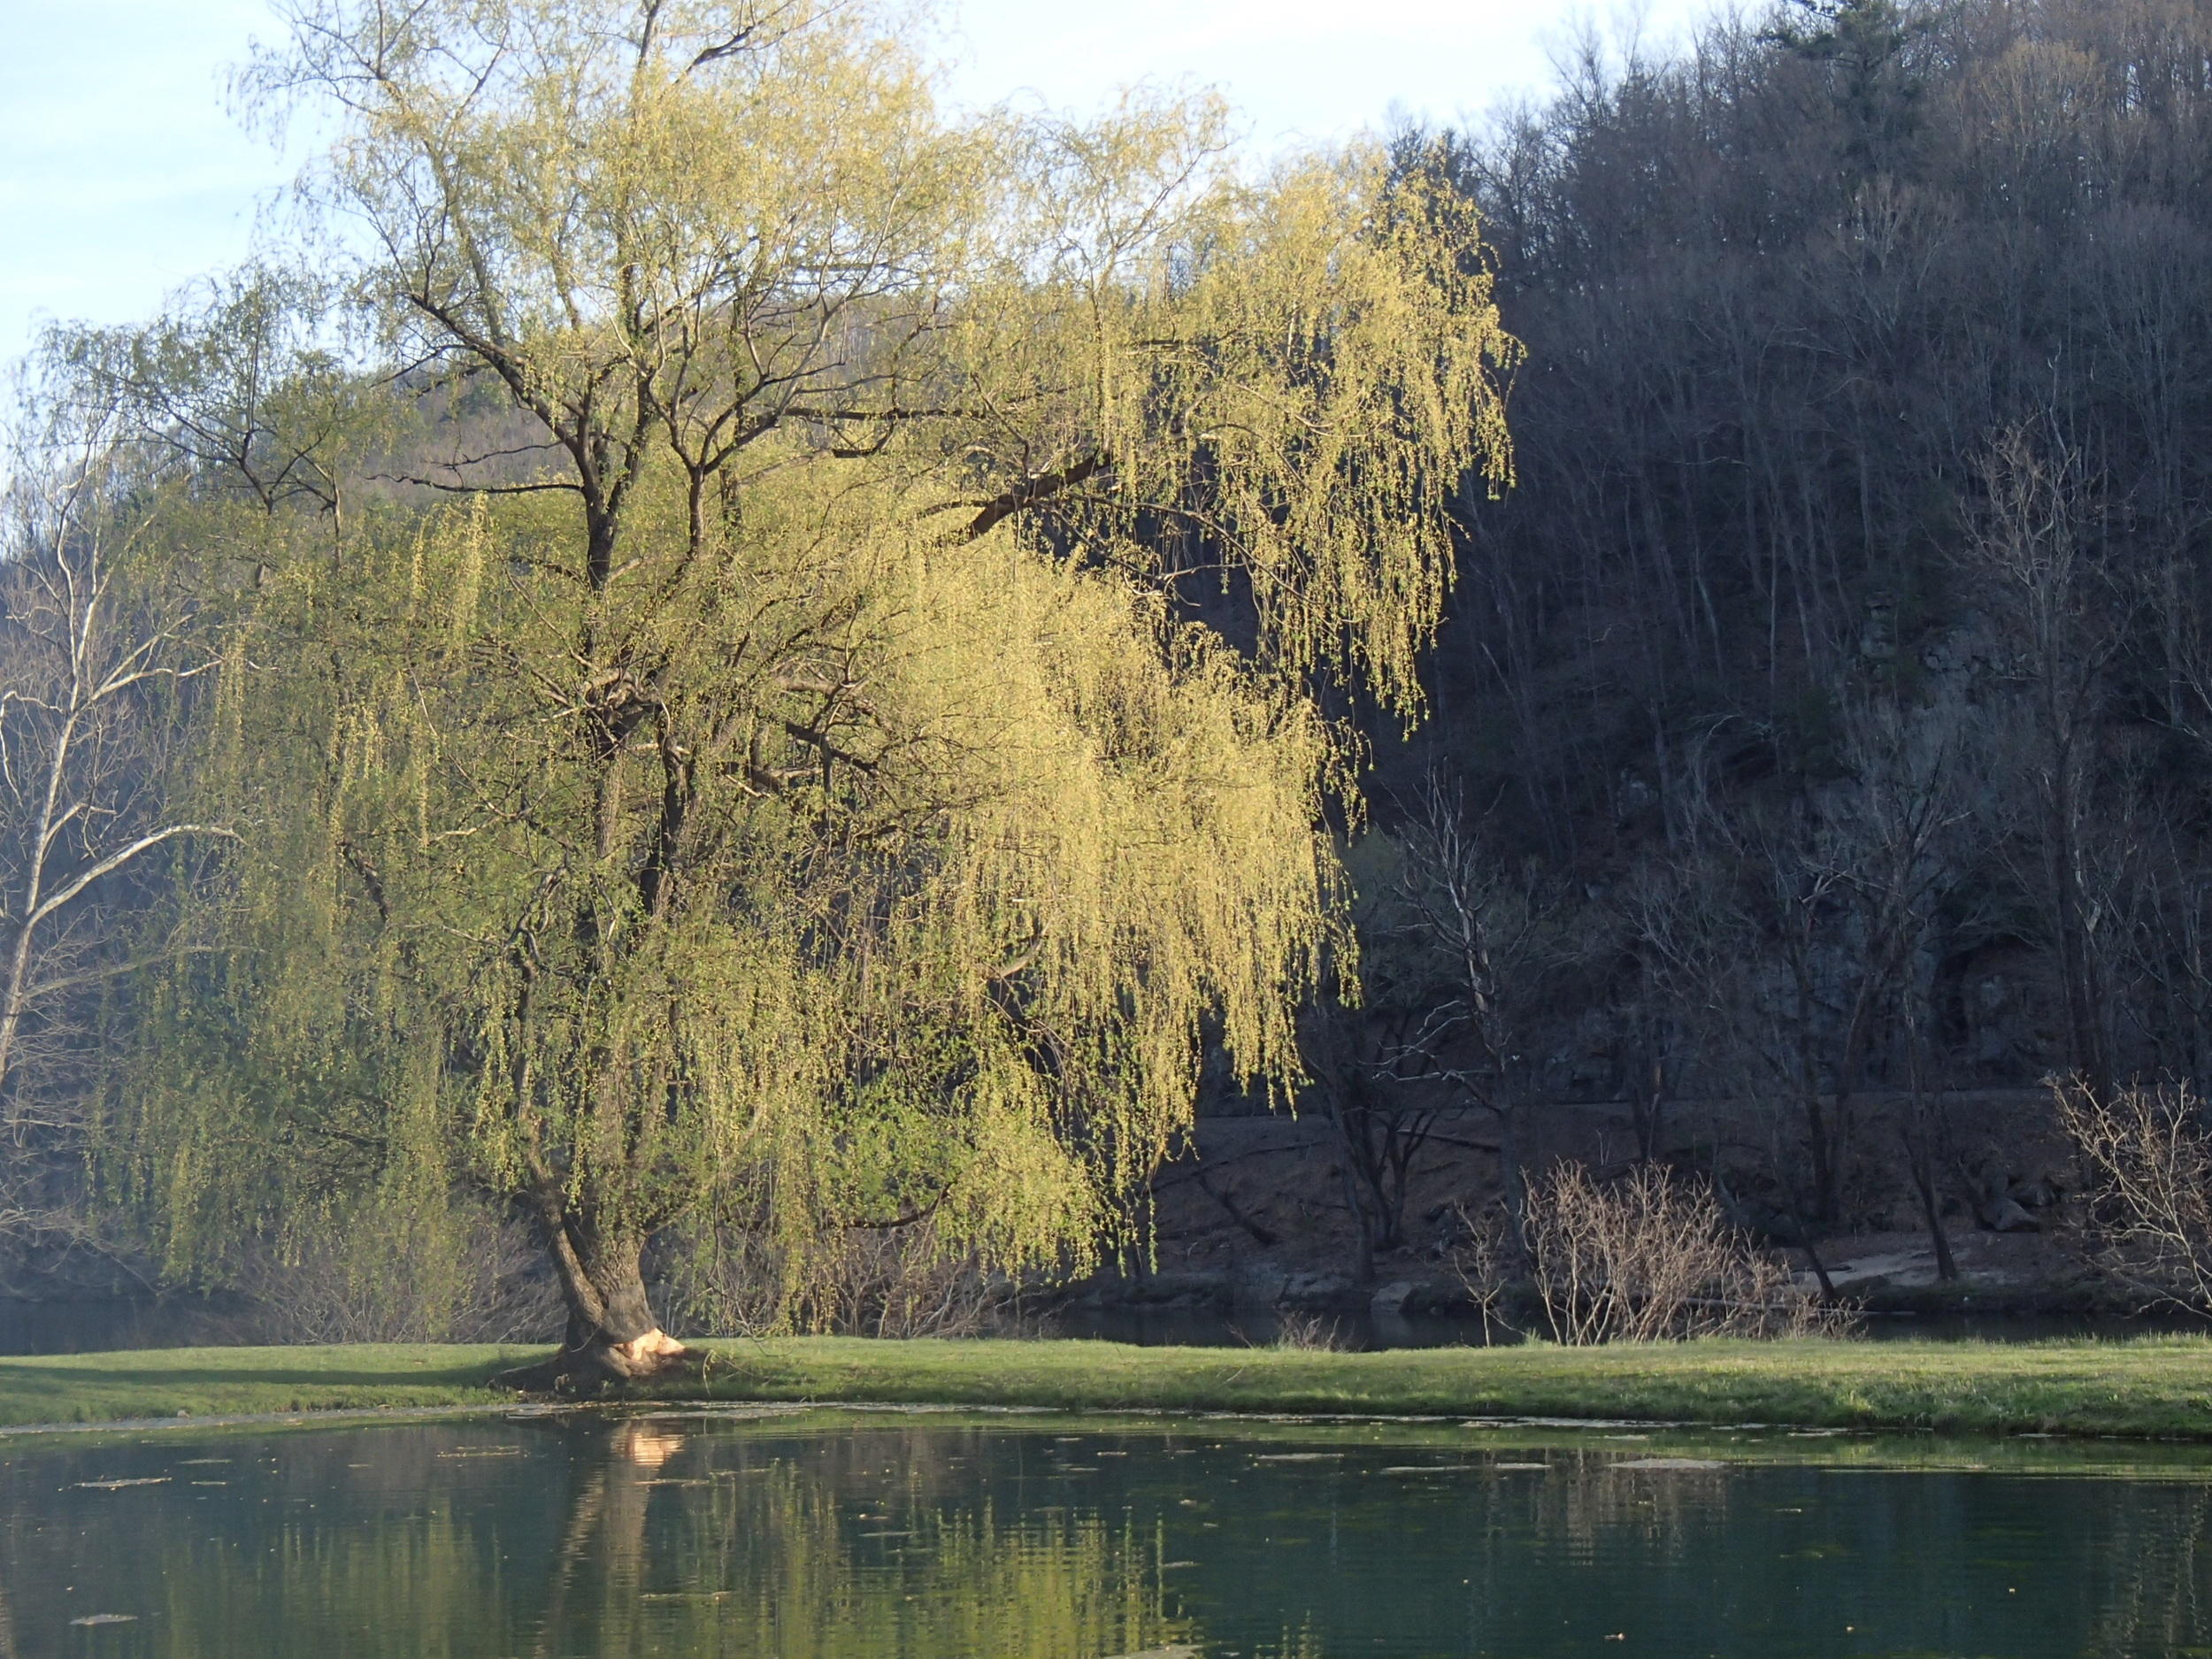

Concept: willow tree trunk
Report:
left=529, top=1194, right=687, bottom=1386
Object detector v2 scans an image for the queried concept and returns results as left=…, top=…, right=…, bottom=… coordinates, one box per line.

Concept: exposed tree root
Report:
left=497, top=1327, right=696, bottom=1396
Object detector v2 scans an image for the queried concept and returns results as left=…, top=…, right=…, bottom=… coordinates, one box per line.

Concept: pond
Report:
left=8, top=1407, right=2212, bottom=1656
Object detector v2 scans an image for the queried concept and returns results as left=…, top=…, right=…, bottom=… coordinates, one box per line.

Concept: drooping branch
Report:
left=959, top=453, right=1111, bottom=543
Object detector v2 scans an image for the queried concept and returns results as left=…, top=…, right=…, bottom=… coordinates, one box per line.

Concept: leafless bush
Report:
left=663, top=1220, right=1022, bottom=1339
left=802, top=1225, right=1010, bottom=1338
left=2058, top=1079, right=2212, bottom=1310
left=233, top=1204, right=562, bottom=1345
left=1269, top=1311, right=1348, bottom=1352
left=1457, top=1162, right=1846, bottom=1344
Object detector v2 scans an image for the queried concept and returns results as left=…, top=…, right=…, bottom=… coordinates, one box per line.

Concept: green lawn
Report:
left=10, top=1335, right=2212, bottom=1440
left=0, top=1343, right=541, bottom=1425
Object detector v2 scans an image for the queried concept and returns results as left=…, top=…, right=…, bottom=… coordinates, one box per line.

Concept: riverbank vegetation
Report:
left=674, top=1334, right=2212, bottom=1439
left=0, top=1344, right=537, bottom=1426
left=13, top=1336, right=2212, bottom=1441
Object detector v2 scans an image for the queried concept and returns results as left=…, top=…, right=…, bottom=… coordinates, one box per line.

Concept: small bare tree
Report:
left=1629, top=697, right=1959, bottom=1277
left=2058, top=1078, right=2212, bottom=1310
left=1297, top=996, right=1440, bottom=1282
left=1964, top=422, right=2119, bottom=1097
left=1363, top=772, right=1555, bottom=1272
left=1828, top=701, right=1966, bottom=1277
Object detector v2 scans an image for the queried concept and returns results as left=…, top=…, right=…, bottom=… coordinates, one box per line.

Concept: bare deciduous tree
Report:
left=1965, top=424, right=2120, bottom=1098
left=1363, top=774, right=1557, bottom=1269
left=2059, top=1079, right=2212, bottom=1310
left=0, top=388, right=228, bottom=1253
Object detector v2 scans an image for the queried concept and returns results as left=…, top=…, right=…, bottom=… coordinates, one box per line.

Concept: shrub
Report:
left=1459, top=1161, right=1843, bottom=1344
left=232, top=1200, right=562, bottom=1344
left=660, top=1219, right=1023, bottom=1340
left=2058, top=1079, right=2212, bottom=1310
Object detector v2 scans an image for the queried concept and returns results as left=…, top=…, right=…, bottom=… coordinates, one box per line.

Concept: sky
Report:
left=0, top=0, right=1711, bottom=364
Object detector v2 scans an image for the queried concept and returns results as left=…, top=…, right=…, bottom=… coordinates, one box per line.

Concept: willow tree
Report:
left=143, top=0, right=1515, bottom=1380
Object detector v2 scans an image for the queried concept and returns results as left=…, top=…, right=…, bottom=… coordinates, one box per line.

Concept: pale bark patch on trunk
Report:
left=605, top=1327, right=687, bottom=1373
left=510, top=1192, right=695, bottom=1391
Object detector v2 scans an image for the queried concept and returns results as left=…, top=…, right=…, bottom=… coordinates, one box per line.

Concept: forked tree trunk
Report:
left=522, top=1197, right=688, bottom=1389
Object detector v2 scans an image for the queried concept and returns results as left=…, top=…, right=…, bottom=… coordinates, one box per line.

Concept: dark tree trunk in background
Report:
left=1901, top=1005, right=1959, bottom=1281
left=1630, top=1050, right=1668, bottom=1165
left=1495, top=1097, right=1530, bottom=1279
left=1338, top=1156, right=1377, bottom=1285
left=1908, top=1146, right=1959, bottom=1283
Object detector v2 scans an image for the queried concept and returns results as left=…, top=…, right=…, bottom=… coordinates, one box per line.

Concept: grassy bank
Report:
left=11, top=1335, right=2212, bottom=1440
left=0, top=1343, right=538, bottom=1426
left=671, top=1335, right=2212, bottom=1440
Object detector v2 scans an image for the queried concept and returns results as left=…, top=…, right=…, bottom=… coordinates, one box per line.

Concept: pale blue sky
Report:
left=0, top=0, right=1710, bottom=363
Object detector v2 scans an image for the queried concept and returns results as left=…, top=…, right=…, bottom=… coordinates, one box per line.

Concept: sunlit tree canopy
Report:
left=119, top=0, right=1515, bottom=1377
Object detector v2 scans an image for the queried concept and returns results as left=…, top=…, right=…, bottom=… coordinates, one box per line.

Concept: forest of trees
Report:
left=17, top=0, right=2212, bottom=1348
left=1314, top=0, right=2212, bottom=1277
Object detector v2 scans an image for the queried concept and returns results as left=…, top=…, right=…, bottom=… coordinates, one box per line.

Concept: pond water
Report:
left=8, top=1409, right=2212, bottom=1656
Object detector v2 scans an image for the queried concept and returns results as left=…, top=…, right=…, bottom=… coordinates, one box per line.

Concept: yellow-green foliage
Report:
left=132, top=0, right=1517, bottom=1318
left=966, top=129, right=1518, bottom=713
left=168, top=455, right=1335, bottom=1288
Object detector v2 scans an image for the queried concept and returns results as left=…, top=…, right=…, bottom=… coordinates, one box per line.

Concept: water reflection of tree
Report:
left=2089, top=1482, right=2212, bottom=1655
left=529, top=1420, right=685, bottom=1650
left=146, top=1505, right=518, bottom=1655
left=534, top=1420, right=1192, bottom=1659
left=101, top=1423, right=1188, bottom=1657
left=1521, top=1452, right=1737, bottom=1559
left=1252, top=1618, right=1330, bottom=1659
